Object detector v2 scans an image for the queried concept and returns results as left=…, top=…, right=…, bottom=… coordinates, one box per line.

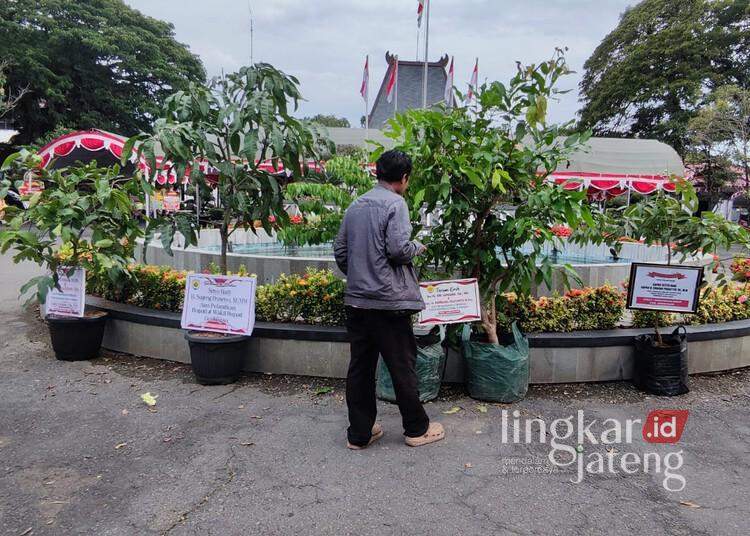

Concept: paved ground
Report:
left=1, top=252, right=750, bottom=536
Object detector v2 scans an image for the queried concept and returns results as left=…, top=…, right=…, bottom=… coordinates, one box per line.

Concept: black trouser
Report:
left=345, top=306, right=430, bottom=446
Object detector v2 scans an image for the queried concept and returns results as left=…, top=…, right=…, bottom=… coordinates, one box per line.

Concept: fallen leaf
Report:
left=251, top=415, right=263, bottom=420
left=19, top=528, right=33, bottom=536
left=680, top=500, right=701, bottom=509
left=464, top=463, right=473, bottom=469
left=315, top=387, right=334, bottom=395
left=121, top=409, right=129, bottom=415
left=140, top=393, right=158, bottom=407
left=114, top=442, right=127, bottom=450
left=238, top=405, right=245, bottom=409
left=240, top=441, right=255, bottom=447
left=475, top=430, right=483, bottom=434
left=443, top=406, right=463, bottom=415
left=476, top=404, right=488, bottom=414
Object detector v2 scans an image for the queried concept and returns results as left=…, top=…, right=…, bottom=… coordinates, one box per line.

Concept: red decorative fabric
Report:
left=590, top=179, right=621, bottom=191
left=81, top=137, right=105, bottom=150
left=631, top=181, right=659, bottom=194
left=53, top=141, right=76, bottom=156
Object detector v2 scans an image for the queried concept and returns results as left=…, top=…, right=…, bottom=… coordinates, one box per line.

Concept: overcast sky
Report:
left=124, top=0, right=633, bottom=126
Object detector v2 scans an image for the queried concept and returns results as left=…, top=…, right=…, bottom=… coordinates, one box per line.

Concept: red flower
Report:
left=550, top=225, right=573, bottom=238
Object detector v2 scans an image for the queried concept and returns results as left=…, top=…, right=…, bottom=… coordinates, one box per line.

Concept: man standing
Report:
left=334, top=150, right=445, bottom=449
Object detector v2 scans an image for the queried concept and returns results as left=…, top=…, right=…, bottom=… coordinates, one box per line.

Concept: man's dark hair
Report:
left=376, top=150, right=412, bottom=183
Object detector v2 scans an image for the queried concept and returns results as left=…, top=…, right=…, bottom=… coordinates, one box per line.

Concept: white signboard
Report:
left=45, top=267, right=86, bottom=318
left=181, top=273, right=256, bottom=335
left=627, top=263, right=704, bottom=314
left=418, top=278, right=481, bottom=326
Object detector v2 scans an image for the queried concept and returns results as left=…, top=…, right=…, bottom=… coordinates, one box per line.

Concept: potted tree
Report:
left=623, top=181, right=747, bottom=395
left=377, top=51, right=607, bottom=402
left=126, top=63, right=330, bottom=384
left=0, top=153, right=144, bottom=360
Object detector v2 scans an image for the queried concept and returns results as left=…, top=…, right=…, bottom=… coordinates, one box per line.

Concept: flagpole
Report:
left=422, top=0, right=430, bottom=108
left=416, top=25, right=420, bottom=61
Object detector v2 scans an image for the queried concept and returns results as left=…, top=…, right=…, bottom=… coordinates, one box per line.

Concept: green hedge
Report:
left=88, top=266, right=750, bottom=331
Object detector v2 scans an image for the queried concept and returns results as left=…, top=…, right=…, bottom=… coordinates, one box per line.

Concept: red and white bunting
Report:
left=547, top=172, right=679, bottom=196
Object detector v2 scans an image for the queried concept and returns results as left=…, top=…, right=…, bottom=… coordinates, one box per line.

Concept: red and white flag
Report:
left=444, top=56, right=454, bottom=106
left=386, top=56, right=398, bottom=103
left=466, top=58, right=478, bottom=102
left=360, top=56, right=369, bottom=101
left=417, top=0, right=425, bottom=28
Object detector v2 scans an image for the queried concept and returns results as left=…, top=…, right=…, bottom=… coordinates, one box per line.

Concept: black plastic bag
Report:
left=633, top=326, right=689, bottom=396
left=462, top=322, right=529, bottom=403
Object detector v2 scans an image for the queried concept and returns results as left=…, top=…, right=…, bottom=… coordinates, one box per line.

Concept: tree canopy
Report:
left=0, top=0, right=205, bottom=146
left=578, top=0, right=750, bottom=155
left=301, top=114, right=351, bottom=128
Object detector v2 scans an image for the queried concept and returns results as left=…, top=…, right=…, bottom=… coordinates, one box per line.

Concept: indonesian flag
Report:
left=444, top=56, right=454, bottom=106
left=386, top=56, right=398, bottom=104
left=360, top=56, right=369, bottom=101
left=466, top=59, right=478, bottom=102
left=417, top=0, right=425, bottom=28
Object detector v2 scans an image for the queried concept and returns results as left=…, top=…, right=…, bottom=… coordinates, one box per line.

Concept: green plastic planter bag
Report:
left=377, top=326, right=446, bottom=403
left=461, top=322, right=529, bottom=403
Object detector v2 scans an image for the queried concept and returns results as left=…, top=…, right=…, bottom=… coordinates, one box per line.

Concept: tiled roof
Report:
left=369, top=52, right=452, bottom=128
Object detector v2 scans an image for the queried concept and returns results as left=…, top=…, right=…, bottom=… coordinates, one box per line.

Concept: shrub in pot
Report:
left=379, top=51, right=607, bottom=402
left=0, top=153, right=144, bottom=361
left=128, top=63, right=330, bottom=384
left=623, top=181, right=748, bottom=395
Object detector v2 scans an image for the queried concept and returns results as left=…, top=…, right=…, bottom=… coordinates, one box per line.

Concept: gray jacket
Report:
left=334, top=184, right=425, bottom=311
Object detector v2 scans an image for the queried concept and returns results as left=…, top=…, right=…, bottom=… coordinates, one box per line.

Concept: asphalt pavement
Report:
left=1, top=250, right=749, bottom=536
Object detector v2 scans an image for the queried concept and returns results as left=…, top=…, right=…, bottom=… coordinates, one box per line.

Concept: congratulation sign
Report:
left=418, top=278, right=481, bottom=325
left=163, top=192, right=180, bottom=212
left=627, top=263, right=704, bottom=314
left=181, top=274, right=256, bottom=335
left=45, top=267, right=86, bottom=317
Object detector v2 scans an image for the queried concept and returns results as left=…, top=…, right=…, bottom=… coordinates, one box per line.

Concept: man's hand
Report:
left=414, top=241, right=427, bottom=256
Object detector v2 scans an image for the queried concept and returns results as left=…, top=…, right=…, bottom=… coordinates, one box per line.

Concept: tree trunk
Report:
left=219, top=209, right=231, bottom=274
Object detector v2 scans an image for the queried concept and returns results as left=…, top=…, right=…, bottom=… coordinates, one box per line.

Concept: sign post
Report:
left=45, top=267, right=86, bottom=318
left=417, top=278, right=481, bottom=326
left=181, top=274, right=256, bottom=335
left=626, top=263, right=704, bottom=314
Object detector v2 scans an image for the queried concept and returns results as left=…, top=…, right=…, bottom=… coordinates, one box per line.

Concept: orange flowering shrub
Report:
left=255, top=268, right=345, bottom=326
left=88, top=265, right=187, bottom=311
left=496, top=284, right=625, bottom=333
left=730, top=257, right=750, bottom=281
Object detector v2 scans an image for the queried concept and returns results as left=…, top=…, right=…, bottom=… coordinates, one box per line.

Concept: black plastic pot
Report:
left=633, top=326, right=689, bottom=396
left=185, top=331, right=248, bottom=385
left=46, top=312, right=108, bottom=361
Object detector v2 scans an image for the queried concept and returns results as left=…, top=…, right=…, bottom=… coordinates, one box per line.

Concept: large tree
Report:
left=578, top=0, right=750, bottom=155
left=301, top=114, right=351, bottom=128
left=0, top=0, right=205, bottom=145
